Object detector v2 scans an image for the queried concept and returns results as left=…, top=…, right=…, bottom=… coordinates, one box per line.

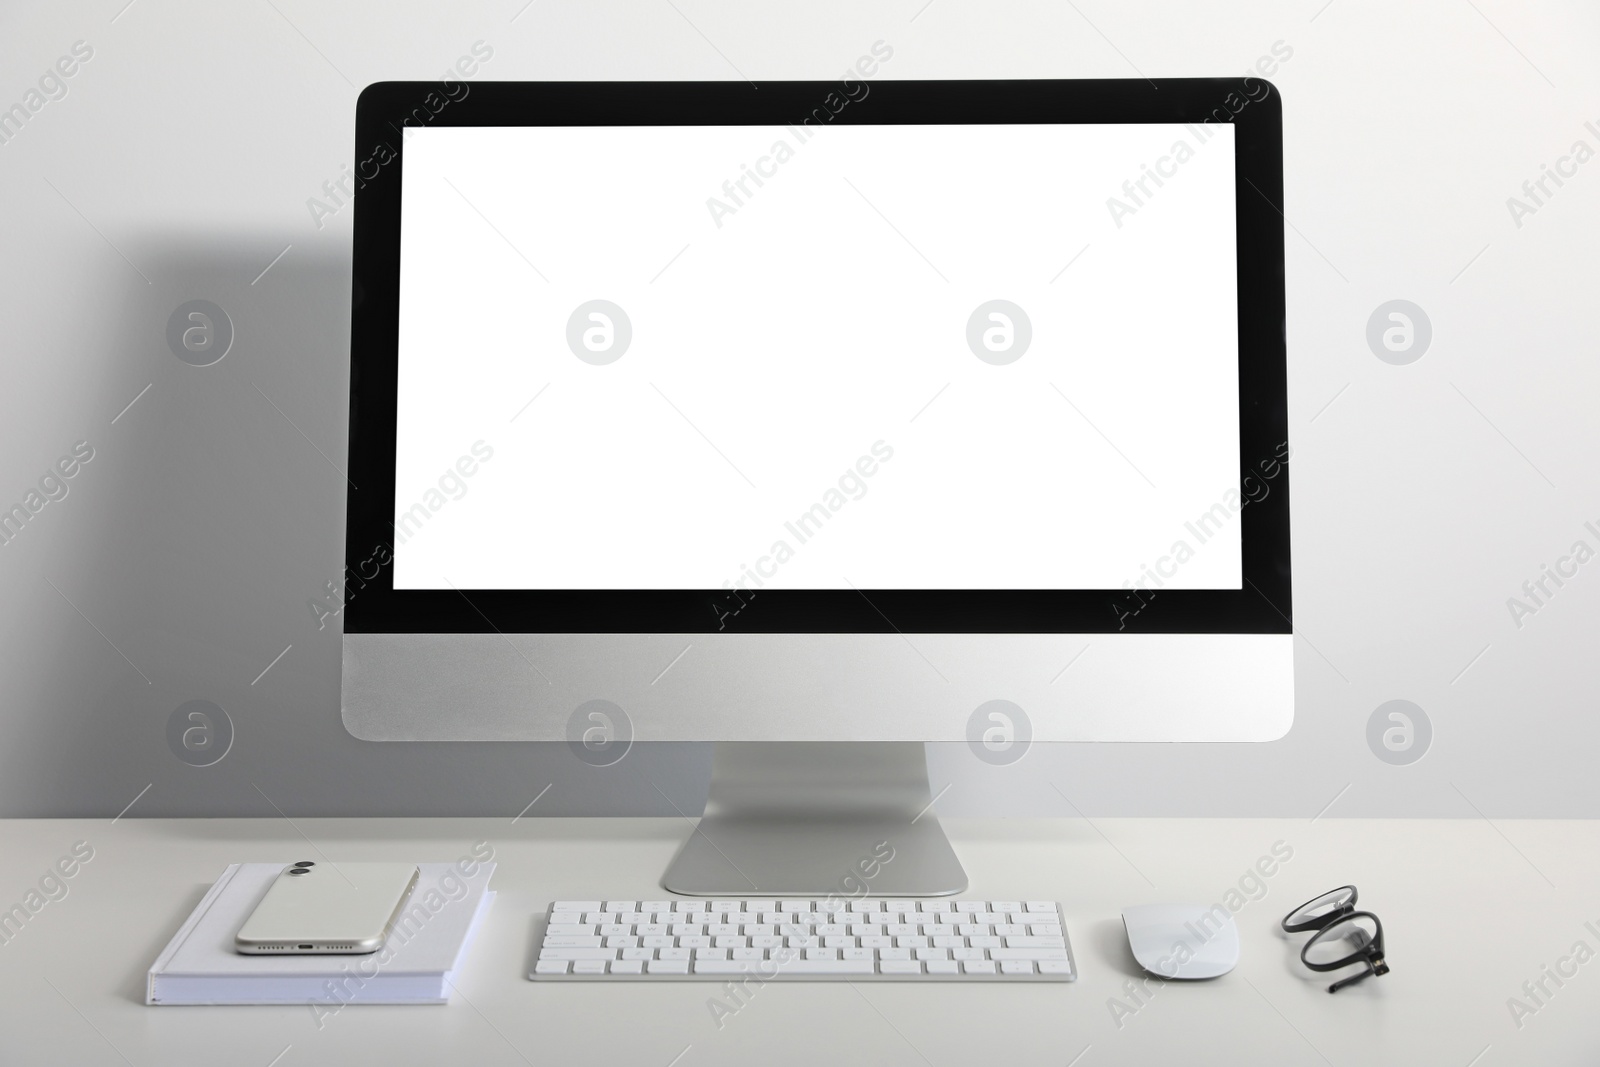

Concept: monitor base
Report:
left=661, top=742, right=968, bottom=897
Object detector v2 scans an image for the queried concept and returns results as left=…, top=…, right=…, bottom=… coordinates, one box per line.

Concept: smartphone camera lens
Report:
left=288, top=868, right=308, bottom=875
left=293, top=861, right=314, bottom=868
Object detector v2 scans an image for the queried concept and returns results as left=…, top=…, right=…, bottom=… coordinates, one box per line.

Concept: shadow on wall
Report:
left=4, top=236, right=708, bottom=818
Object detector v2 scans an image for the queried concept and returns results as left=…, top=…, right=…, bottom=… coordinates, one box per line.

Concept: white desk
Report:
left=0, top=818, right=1595, bottom=1065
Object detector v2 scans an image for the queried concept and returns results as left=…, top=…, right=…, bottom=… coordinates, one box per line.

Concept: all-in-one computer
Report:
left=341, top=79, right=1291, bottom=914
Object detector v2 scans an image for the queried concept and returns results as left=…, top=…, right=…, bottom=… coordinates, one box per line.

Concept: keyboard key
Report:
left=658, top=948, right=691, bottom=961
left=1026, top=902, right=1055, bottom=912
left=932, top=936, right=964, bottom=949
left=544, top=936, right=603, bottom=948
left=677, top=900, right=708, bottom=912
left=731, top=947, right=764, bottom=960
left=926, top=960, right=960, bottom=974
left=1000, top=960, right=1034, bottom=975
left=774, top=960, right=877, bottom=975
left=880, top=960, right=922, bottom=975
left=992, top=901, right=1021, bottom=913
left=649, top=960, right=690, bottom=974
left=691, top=960, right=757, bottom=975
left=642, top=901, right=672, bottom=912
left=1038, top=960, right=1075, bottom=976
left=1029, top=924, right=1063, bottom=937
left=611, top=959, right=644, bottom=974
left=573, top=960, right=608, bottom=975
left=643, top=936, right=674, bottom=948
left=914, top=948, right=948, bottom=960
left=553, top=901, right=601, bottom=913
left=540, top=948, right=618, bottom=961
left=963, top=960, right=998, bottom=974
left=534, top=960, right=569, bottom=975
left=887, top=900, right=917, bottom=913
left=546, top=924, right=595, bottom=937
left=604, top=901, right=636, bottom=912
left=621, top=947, right=652, bottom=961
left=1005, top=936, right=1069, bottom=949
left=695, top=948, right=728, bottom=960
left=990, top=948, right=1068, bottom=961
left=970, top=936, right=1001, bottom=949
left=956, top=901, right=988, bottom=914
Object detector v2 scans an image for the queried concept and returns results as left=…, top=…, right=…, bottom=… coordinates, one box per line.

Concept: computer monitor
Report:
left=342, top=79, right=1291, bottom=895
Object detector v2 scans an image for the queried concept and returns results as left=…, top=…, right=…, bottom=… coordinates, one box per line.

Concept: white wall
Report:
left=1, top=0, right=1596, bottom=818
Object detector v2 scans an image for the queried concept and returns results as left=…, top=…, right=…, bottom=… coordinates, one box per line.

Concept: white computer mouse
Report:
left=1121, top=903, right=1240, bottom=979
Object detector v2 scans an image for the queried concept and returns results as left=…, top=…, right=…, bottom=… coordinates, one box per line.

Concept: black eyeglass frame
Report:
left=1282, top=886, right=1389, bottom=994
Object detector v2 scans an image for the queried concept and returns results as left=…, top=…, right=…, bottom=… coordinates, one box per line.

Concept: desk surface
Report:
left=0, top=817, right=1595, bottom=1065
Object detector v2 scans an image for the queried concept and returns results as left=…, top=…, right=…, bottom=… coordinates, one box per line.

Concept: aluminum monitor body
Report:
left=340, top=79, right=1293, bottom=750
left=343, top=632, right=1291, bottom=743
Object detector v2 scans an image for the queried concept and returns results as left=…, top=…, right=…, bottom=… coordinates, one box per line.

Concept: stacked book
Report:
left=147, top=860, right=494, bottom=1007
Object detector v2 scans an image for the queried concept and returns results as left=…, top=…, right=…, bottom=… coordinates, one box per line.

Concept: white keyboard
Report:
left=530, top=898, right=1075, bottom=981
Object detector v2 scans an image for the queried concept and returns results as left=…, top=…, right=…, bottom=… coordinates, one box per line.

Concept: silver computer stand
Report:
left=661, top=741, right=968, bottom=897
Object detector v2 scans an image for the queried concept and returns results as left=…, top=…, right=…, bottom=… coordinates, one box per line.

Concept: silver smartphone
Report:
left=235, top=862, right=420, bottom=954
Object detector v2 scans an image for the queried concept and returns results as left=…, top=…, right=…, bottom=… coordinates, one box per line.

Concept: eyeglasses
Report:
left=1281, top=885, right=1389, bottom=993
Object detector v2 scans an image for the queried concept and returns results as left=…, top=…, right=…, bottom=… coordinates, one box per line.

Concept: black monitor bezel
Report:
left=345, top=79, right=1290, bottom=635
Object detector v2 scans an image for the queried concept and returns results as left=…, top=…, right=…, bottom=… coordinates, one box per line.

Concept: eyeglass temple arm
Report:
left=1327, top=955, right=1387, bottom=994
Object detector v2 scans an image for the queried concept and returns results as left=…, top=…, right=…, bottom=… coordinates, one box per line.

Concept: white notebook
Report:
left=147, top=861, right=494, bottom=1006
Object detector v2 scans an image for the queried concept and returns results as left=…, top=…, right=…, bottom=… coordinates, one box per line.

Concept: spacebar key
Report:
left=694, top=960, right=874, bottom=976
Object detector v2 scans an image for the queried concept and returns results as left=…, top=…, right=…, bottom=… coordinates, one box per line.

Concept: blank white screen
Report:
left=393, top=122, right=1240, bottom=590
